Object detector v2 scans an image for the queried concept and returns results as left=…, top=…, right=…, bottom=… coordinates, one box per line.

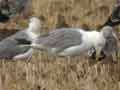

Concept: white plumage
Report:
left=21, top=26, right=118, bottom=60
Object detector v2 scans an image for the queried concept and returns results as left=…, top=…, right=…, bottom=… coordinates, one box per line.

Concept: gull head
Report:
left=28, top=17, right=41, bottom=36
left=100, top=26, right=114, bottom=38
left=101, top=26, right=118, bottom=57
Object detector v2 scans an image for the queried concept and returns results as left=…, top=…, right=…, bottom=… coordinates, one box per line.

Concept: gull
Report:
left=88, top=27, right=118, bottom=61
left=88, top=1, right=120, bottom=60
left=21, top=26, right=117, bottom=60
left=0, top=17, right=41, bottom=60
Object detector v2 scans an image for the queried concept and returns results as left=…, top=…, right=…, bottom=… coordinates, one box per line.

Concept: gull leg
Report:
left=112, top=51, right=118, bottom=63
left=96, top=48, right=101, bottom=61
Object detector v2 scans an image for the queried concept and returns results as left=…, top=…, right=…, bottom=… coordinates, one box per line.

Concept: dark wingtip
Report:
left=15, top=38, right=31, bottom=45
left=0, top=10, right=9, bottom=23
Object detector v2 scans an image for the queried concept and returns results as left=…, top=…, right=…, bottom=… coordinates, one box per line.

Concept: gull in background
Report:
left=0, top=17, right=41, bottom=60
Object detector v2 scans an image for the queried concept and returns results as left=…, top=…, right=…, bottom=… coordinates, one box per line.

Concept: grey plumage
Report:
left=12, top=30, right=32, bottom=42
left=0, top=17, right=41, bottom=59
left=102, top=31, right=118, bottom=56
left=30, top=26, right=118, bottom=59
left=35, top=28, right=82, bottom=53
left=0, top=30, right=32, bottom=59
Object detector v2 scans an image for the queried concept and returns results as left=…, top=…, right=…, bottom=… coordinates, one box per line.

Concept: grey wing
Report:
left=13, top=48, right=33, bottom=60
left=12, top=30, right=32, bottom=42
left=36, top=28, right=82, bottom=51
left=0, top=31, right=31, bottom=59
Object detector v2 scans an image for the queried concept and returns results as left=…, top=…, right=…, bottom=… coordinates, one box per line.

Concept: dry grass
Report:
left=0, top=53, right=120, bottom=90
left=0, top=0, right=120, bottom=90
left=31, top=0, right=115, bottom=30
